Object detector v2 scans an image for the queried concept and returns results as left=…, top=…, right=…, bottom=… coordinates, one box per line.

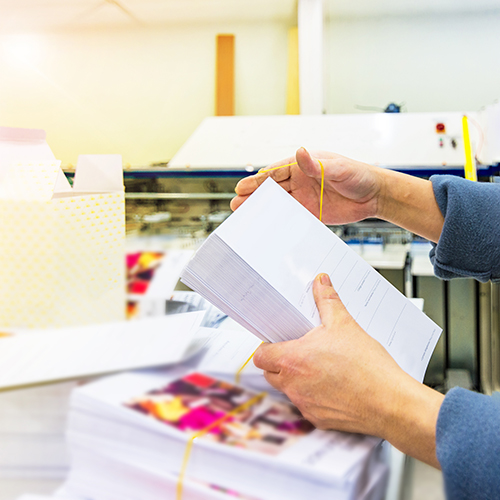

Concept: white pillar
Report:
left=298, top=0, right=324, bottom=115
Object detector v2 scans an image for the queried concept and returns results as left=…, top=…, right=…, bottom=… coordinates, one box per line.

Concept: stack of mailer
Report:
left=59, top=367, right=389, bottom=500
left=181, top=178, right=441, bottom=383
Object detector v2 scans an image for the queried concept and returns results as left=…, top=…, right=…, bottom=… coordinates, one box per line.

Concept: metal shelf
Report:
left=125, top=192, right=235, bottom=200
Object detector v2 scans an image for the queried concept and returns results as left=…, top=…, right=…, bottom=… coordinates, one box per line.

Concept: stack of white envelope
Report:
left=181, top=178, right=441, bottom=383
left=59, top=367, right=389, bottom=500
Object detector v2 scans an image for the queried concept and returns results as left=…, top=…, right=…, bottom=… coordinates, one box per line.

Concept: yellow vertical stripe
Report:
left=286, top=27, right=300, bottom=115
left=462, top=115, right=477, bottom=182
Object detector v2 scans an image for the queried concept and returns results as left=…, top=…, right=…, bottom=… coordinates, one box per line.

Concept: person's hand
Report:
left=231, top=148, right=383, bottom=225
left=253, top=272, right=405, bottom=436
left=253, top=272, right=444, bottom=468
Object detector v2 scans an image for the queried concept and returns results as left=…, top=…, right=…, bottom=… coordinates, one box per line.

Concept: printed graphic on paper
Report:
left=124, top=373, right=314, bottom=455
left=126, top=251, right=164, bottom=295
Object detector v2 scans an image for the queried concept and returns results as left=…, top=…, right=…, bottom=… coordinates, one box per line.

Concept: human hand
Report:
left=231, top=148, right=383, bottom=225
left=253, top=273, right=444, bottom=467
left=253, top=272, right=405, bottom=436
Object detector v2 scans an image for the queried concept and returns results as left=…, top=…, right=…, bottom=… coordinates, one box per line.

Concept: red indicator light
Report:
left=436, top=123, right=446, bottom=133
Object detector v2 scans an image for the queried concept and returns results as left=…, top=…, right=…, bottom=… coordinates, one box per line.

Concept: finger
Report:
left=264, top=155, right=297, bottom=173
left=252, top=342, right=289, bottom=373
left=230, top=194, right=249, bottom=211
left=313, top=273, right=348, bottom=326
left=231, top=178, right=292, bottom=211
left=234, top=173, right=268, bottom=196
left=258, top=163, right=294, bottom=184
left=296, top=147, right=323, bottom=179
left=235, top=156, right=296, bottom=196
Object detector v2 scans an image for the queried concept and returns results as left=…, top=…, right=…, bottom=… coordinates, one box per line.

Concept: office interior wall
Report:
left=0, top=21, right=289, bottom=167
left=3, top=9, right=500, bottom=166
left=324, top=11, right=500, bottom=114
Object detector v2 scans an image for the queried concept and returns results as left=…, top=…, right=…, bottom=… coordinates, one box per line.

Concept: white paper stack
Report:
left=0, top=311, right=206, bottom=481
left=0, top=382, right=74, bottom=478
left=181, top=178, right=441, bottom=383
left=61, top=369, right=388, bottom=500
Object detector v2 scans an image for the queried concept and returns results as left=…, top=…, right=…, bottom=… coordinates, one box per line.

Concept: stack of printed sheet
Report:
left=14, top=325, right=390, bottom=500
left=58, top=363, right=389, bottom=500
left=181, top=178, right=441, bottom=383
left=0, top=311, right=206, bottom=478
left=0, top=382, right=74, bottom=478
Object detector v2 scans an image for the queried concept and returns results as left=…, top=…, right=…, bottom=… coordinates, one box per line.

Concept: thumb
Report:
left=253, top=341, right=292, bottom=373
left=313, top=273, right=348, bottom=326
left=296, top=147, right=323, bottom=179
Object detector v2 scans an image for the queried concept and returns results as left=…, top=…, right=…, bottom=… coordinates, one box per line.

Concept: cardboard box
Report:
left=0, top=128, right=125, bottom=328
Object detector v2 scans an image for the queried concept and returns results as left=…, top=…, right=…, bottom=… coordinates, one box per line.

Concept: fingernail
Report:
left=320, top=273, right=331, bottom=286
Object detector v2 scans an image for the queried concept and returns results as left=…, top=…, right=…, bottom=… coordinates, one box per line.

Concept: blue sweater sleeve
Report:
left=429, top=175, right=500, bottom=282
left=436, top=387, right=500, bottom=499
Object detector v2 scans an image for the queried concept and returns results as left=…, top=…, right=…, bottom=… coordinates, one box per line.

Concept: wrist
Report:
left=380, top=375, right=444, bottom=468
left=373, top=168, right=443, bottom=242
left=374, top=168, right=409, bottom=221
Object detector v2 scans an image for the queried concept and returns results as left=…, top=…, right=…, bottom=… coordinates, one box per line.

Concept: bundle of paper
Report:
left=0, top=381, right=74, bottom=477
left=62, top=370, right=388, bottom=500
left=61, top=444, right=388, bottom=500
left=181, top=178, right=441, bottom=383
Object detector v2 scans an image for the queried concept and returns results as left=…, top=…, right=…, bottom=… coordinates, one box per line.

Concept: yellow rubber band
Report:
left=176, top=391, right=267, bottom=500
left=318, top=159, right=324, bottom=222
left=177, top=155, right=326, bottom=499
left=259, top=161, right=298, bottom=173
left=235, top=341, right=264, bottom=384
left=259, top=158, right=325, bottom=223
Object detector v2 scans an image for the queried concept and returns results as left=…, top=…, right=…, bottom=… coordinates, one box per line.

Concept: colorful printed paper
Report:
left=125, top=372, right=314, bottom=456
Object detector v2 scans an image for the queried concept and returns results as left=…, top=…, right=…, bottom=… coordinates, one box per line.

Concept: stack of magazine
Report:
left=59, top=368, right=389, bottom=500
